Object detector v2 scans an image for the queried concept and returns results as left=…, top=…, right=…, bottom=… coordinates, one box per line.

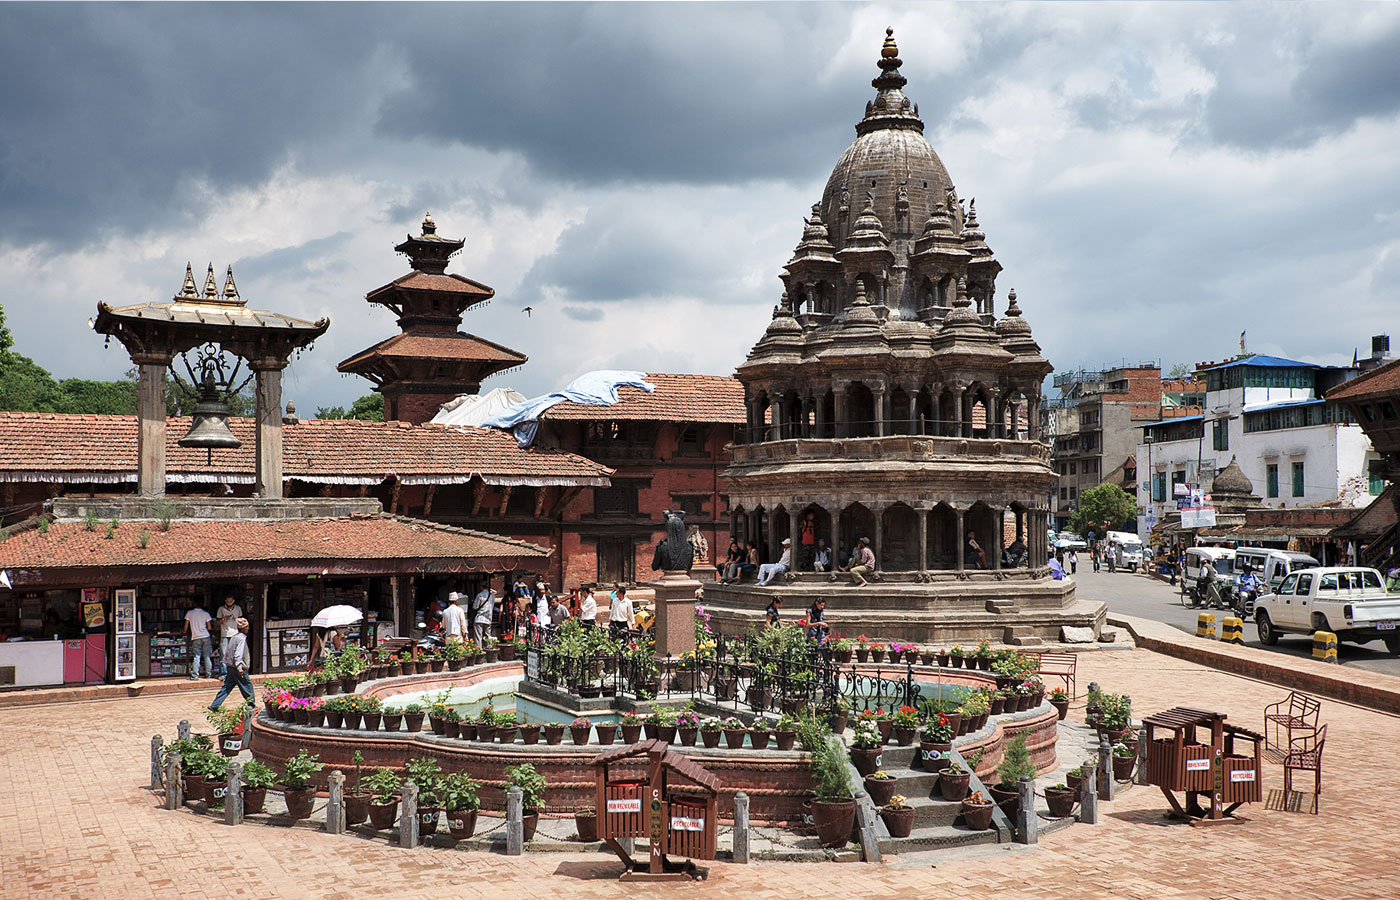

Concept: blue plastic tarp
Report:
left=481, top=370, right=655, bottom=447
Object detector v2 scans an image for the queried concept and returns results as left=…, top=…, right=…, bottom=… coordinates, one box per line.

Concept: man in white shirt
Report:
left=183, top=601, right=214, bottom=680
left=535, top=592, right=550, bottom=628
left=579, top=587, right=598, bottom=628
left=757, top=538, right=793, bottom=586
left=470, top=587, right=495, bottom=648
left=608, top=586, right=634, bottom=637
left=213, top=595, right=242, bottom=677
left=442, top=591, right=467, bottom=641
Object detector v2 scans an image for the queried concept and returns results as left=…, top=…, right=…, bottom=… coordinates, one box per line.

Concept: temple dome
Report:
left=1212, top=456, right=1255, bottom=497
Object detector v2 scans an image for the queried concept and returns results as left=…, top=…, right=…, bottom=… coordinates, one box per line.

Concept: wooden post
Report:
left=136, top=360, right=168, bottom=496
left=1080, top=760, right=1098, bottom=824
left=164, top=756, right=182, bottom=810
left=853, top=789, right=882, bottom=862
left=253, top=364, right=285, bottom=499
left=731, top=791, right=750, bottom=864
left=1015, top=776, right=1037, bottom=844
left=400, top=781, right=419, bottom=848
left=505, top=786, right=523, bottom=856
left=177, top=720, right=191, bottom=741
left=1098, top=737, right=1115, bottom=801
left=326, top=770, right=345, bottom=835
left=225, top=762, right=244, bottom=826
left=151, top=736, right=164, bottom=790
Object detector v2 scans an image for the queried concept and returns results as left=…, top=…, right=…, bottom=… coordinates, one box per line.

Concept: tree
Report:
left=1069, top=483, right=1138, bottom=537
left=1166, top=363, right=1195, bottom=380
left=315, top=393, right=384, bottom=422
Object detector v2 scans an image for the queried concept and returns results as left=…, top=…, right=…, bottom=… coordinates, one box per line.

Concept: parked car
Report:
left=1254, top=566, right=1400, bottom=653
left=1232, top=547, right=1319, bottom=592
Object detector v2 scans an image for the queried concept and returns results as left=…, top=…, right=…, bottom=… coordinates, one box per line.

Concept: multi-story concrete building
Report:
left=1047, top=365, right=1202, bottom=530
left=1136, top=353, right=1381, bottom=541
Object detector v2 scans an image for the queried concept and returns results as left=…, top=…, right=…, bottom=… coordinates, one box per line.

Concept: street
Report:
left=1071, top=567, right=1400, bottom=677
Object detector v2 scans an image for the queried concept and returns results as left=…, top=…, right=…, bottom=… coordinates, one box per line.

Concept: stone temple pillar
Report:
left=917, top=509, right=928, bottom=574
left=136, top=358, right=170, bottom=497
left=651, top=570, right=701, bottom=662
left=956, top=508, right=966, bottom=573
left=254, top=364, right=285, bottom=499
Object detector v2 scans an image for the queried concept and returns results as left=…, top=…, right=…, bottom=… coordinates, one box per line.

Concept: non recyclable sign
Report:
left=670, top=816, right=704, bottom=832
left=1185, top=758, right=1210, bottom=771
left=607, top=798, right=642, bottom=813
left=1229, top=769, right=1256, bottom=783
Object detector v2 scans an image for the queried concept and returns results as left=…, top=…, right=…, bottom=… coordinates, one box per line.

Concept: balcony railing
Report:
left=733, top=419, right=1032, bottom=445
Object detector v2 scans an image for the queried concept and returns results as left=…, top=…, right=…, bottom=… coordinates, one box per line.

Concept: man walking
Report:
left=757, top=537, right=792, bottom=586
left=579, top=586, right=597, bottom=629
left=443, top=590, right=467, bottom=642
left=183, top=599, right=214, bottom=680
left=608, top=586, right=634, bottom=637
left=843, top=536, right=876, bottom=586
left=212, top=594, right=242, bottom=678
left=470, top=585, right=495, bottom=648
left=208, top=617, right=254, bottom=711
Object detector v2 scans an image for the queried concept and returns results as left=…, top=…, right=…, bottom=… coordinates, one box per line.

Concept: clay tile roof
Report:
left=542, top=373, right=746, bottom=424
left=366, top=271, right=494, bottom=300
left=0, top=514, right=549, bottom=573
left=0, top=413, right=611, bottom=487
left=338, top=332, right=526, bottom=368
left=1326, top=358, right=1400, bottom=402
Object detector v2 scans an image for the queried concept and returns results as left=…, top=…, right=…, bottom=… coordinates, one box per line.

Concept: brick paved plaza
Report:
left=3, top=647, right=1398, bottom=900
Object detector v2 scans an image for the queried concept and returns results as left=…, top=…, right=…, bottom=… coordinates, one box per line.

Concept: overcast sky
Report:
left=2, top=2, right=1398, bottom=411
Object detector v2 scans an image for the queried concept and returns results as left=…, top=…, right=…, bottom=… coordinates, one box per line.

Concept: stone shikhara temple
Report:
left=707, top=30, right=1105, bottom=643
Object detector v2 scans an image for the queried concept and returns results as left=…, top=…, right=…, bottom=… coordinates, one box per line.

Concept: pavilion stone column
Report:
left=1028, top=397, right=1041, bottom=441
left=814, top=393, right=827, bottom=437
left=766, top=507, right=779, bottom=563
left=772, top=398, right=786, bottom=440
left=991, top=507, right=1002, bottom=571
left=253, top=362, right=286, bottom=499
left=834, top=387, right=849, bottom=439
left=873, top=507, right=885, bottom=572
left=956, top=507, right=966, bottom=573
left=873, top=385, right=888, bottom=437
left=917, top=508, right=928, bottom=574
left=952, top=388, right=965, bottom=438
left=989, top=391, right=1003, bottom=438
left=788, top=508, right=801, bottom=569
left=135, top=356, right=171, bottom=497
left=831, top=506, right=843, bottom=567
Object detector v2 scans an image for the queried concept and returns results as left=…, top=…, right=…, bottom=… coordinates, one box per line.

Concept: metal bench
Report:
left=1263, top=691, right=1320, bottom=763
left=1281, top=723, right=1326, bottom=814
left=1028, top=651, right=1077, bottom=699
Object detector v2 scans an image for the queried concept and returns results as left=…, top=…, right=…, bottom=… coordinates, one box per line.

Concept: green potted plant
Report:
left=405, top=757, right=444, bottom=836
left=402, top=702, right=426, bottom=733
left=849, top=721, right=883, bottom=776
left=881, top=793, right=914, bottom=838
left=939, top=756, right=971, bottom=802
left=240, top=759, right=277, bottom=814
left=721, top=716, right=747, bottom=749
left=773, top=714, right=799, bottom=751
left=505, top=763, right=546, bottom=842
left=960, top=789, right=995, bottom=830
left=574, top=804, right=599, bottom=843
left=1112, top=741, right=1137, bottom=781
left=204, top=703, right=249, bottom=756
left=493, top=711, right=518, bottom=744
left=365, top=767, right=402, bottom=830
left=518, top=719, right=541, bottom=745
left=748, top=720, right=771, bottom=750
left=832, top=636, right=854, bottom=664
left=360, top=696, right=383, bottom=732
left=975, top=639, right=994, bottom=670
left=891, top=705, right=920, bottom=746
left=825, top=698, right=850, bottom=735
left=281, top=750, right=325, bottom=820
left=919, top=713, right=954, bottom=769
left=801, top=718, right=854, bottom=848
left=1044, top=782, right=1076, bottom=818
left=442, top=707, right=462, bottom=739
left=201, top=753, right=230, bottom=808
left=991, top=736, right=1034, bottom=817
left=619, top=711, right=643, bottom=744
left=381, top=704, right=404, bottom=733
left=442, top=771, right=481, bottom=840
left=543, top=717, right=567, bottom=745
left=1066, top=765, right=1085, bottom=796
left=1049, top=688, right=1070, bottom=721
left=863, top=769, right=897, bottom=806
left=344, top=750, right=370, bottom=826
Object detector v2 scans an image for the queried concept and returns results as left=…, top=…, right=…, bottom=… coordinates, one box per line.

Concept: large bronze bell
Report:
left=178, top=379, right=242, bottom=451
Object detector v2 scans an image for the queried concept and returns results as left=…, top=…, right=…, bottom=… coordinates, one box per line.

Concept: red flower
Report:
left=938, top=713, right=948, bottom=726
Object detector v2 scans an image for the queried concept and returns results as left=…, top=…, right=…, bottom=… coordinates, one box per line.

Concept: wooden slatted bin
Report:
left=1181, top=743, right=1214, bottom=792
left=664, top=797, right=717, bottom=861
left=602, top=780, right=647, bottom=839
left=1222, top=756, right=1260, bottom=804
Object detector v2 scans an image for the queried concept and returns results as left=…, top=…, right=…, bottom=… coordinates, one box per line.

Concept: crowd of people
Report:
left=417, top=578, right=642, bottom=645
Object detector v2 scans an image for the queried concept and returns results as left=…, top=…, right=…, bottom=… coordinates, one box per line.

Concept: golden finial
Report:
left=222, top=265, right=240, bottom=302
left=202, top=263, right=218, bottom=299
left=422, top=212, right=436, bottom=236
left=178, top=262, right=199, bottom=298
left=882, top=26, right=899, bottom=59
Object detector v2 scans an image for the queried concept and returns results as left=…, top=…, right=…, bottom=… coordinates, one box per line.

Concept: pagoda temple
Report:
left=339, top=214, right=527, bottom=424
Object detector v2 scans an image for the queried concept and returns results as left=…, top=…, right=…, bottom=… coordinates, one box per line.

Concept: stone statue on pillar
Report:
left=648, top=509, right=701, bottom=661
left=650, top=509, right=695, bottom=572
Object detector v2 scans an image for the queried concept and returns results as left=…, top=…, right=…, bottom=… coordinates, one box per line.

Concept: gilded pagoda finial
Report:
left=222, top=265, right=240, bottom=303
left=178, top=262, right=199, bottom=299
left=422, top=212, right=436, bottom=236
left=202, top=263, right=219, bottom=299
left=882, top=26, right=898, bottom=59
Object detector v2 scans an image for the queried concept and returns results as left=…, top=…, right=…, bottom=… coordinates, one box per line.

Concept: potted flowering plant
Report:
left=919, top=713, right=954, bottom=769
left=939, top=748, right=980, bottom=802
left=442, top=707, right=462, bottom=739
left=1049, top=688, right=1070, bottom=721
left=516, top=718, right=540, bottom=745
left=949, top=644, right=966, bottom=667
left=1112, top=741, right=1137, bottom=781
left=832, top=636, right=854, bottom=664
left=869, top=641, right=887, bottom=664
left=240, top=759, right=277, bottom=814
left=365, top=767, right=402, bottom=830
left=848, top=721, right=883, bottom=776
left=619, top=712, right=643, bottom=744
left=975, top=639, right=993, bottom=669
left=860, top=708, right=893, bottom=744
left=748, top=719, right=771, bottom=749
left=281, top=750, right=324, bottom=820
left=891, top=705, right=920, bottom=745
left=824, top=698, right=850, bottom=735
left=675, top=711, right=701, bottom=746
left=205, top=703, right=249, bottom=755
left=654, top=707, right=679, bottom=744
left=594, top=720, right=617, bottom=745
left=381, top=704, right=403, bottom=733
left=443, top=639, right=467, bottom=670
left=855, top=635, right=871, bottom=663
left=722, top=716, right=747, bottom=749
left=961, top=789, right=995, bottom=830
left=881, top=793, right=914, bottom=837
left=442, top=771, right=481, bottom=840
left=569, top=717, right=593, bottom=746
left=699, top=716, right=724, bottom=748
left=863, top=769, right=897, bottom=806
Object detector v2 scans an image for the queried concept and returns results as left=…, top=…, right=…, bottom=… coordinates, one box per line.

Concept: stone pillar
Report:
left=766, top=508, right=779, bottom=561
left=772, top=398, right=785, bottom=440
left=1016, top=508, right=1025, bottom=543
left=1080, top=759, right=1098, bottom=824
left=326, top=770, right=345, bottom=835
left=991, top=507, right=1002, bottom=571
left=873, top=386, right=888, bottom=437
left=834, top=387, right=848, bottom=439
left=400, top=780, right=420, bottom=848
left=1028, top=397, right=1041, bottom=441
left=732, top=791, right=750, bottom=864
left=650, top=570, right=702, bottom=661
left=164, top=756, right=182, bottom=810
left=1097, top=737, right=1115, bottom=801
left=873, top=508, right=885, bottom=573
left=505, top=786, right=524, bottom=856
left=789, top=508, right=801, bottom=571
left=136, top=359, right=169, bottom=496
left=952, top=389, right=964, bottom=438
left=225, top=762, right=244, bottom=826
left=917, top=509, right=928, bottom=574
left=1015, top=776, right=1038, bottom=844
left=814, top=392, right=827, bottom=437
left=956, top=508, right=966, bottom=573
left=253, top=363, right=285, bottom=499
left=831, top=507, right=843, bottom=568
left=151, top=736, right=164, bottom=790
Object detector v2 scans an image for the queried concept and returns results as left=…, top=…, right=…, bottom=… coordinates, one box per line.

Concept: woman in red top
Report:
left=799, top=512, right=817, bottom=571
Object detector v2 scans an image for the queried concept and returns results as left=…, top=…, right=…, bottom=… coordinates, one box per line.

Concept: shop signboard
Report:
left=113, top=589, right=137, bottom=682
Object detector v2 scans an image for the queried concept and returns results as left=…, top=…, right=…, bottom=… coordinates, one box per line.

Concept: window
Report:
left=1292, top=461, right=1305, bottom=497
left=1060, top=487, right=1068, bottom=501
left=1318, top=574, right=1338, bottom=592
left=1069, top=462, right=1077, bottom=476
left=1371, top=460, right=1386, bottom=495
left=1277, top=574, right=1298, bottom=595
left=675, top=424, right=710, bottom=457
left=1382, top=401, right=1397, bottom=420
left=1294, top=573, right=1313, bottom=595
left=594, top=483, right=638, bottom=516
left=1266, top=464, right=1279, bottom=498
left=1212, top=419, right=1229, bottom=452
left=1153, top=472, right=1167, bottom=502
left=1069, top=486, right=1078, bottom=500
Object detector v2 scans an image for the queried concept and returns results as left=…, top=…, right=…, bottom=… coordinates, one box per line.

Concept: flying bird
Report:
left=522, top=306, right=533, bottom=318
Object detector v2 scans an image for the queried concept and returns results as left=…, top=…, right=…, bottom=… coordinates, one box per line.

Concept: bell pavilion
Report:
left=704, top=29, right=1105, bottom=644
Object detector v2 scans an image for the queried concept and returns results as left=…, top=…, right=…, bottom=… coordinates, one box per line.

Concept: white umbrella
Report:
left=311, top=605, right=363, bottom=628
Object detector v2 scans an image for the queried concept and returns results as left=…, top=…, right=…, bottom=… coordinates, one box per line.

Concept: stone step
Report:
left=877, top=821, right=1002, bottom=855
left=906, top=793, right=963, bottom=827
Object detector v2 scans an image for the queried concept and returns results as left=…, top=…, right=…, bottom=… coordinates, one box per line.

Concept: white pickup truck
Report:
left=1253, top=566, right=1400, bottom=654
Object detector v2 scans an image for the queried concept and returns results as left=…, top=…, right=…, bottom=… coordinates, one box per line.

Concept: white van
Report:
left=1106, top=531, right=1144, bottom=572
left=1184, top=546, right=1235, bottom=583
left=1232, top=548, right=1319, bottom=591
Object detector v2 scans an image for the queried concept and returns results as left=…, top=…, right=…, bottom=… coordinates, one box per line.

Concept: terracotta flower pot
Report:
left=893, top=726, right=917, bottom=746
left=326, top=711, right=345, bottom=729
left=830, top=712, right=848, bottom=735
left=447, top=808, right=478, bottom=840
left=522, top=810, right=539, bottom=842
left=701, top=729, right=722, bottom=748
left=677, top=727, right=698, bottom=746
left=1045, top=787, right=1077, bottom=818
left=429, top=716, right=446, bottom=736
left=724, top=728, right=747, bottom=749
left=242, top=786, right=267, bottom=814
left=849, top=747, right=883, bottom=777
left=413, top=660, right=430, bottom=675
left=939, top=769, right=971, bottom=802
left=448, top=658, right=465, bottom=672
left=880, top=805, right=915, bottom=838
left=1113, top=754, right=1136, bottom=782
left=855, top=648, right=869, bottom=663
left=863, top=774, right=897, bottom=807
left=943, top=712, right=962, bottom=736
left=443, top=720, right=460, bottom=739
left=989, top=783, right=1020, bottom=818
left=749, top=728, right=771, bottom=750
left=363, top=713, right=382, bottom=732
left=774, top=729, right=797, bottom=751
left=484, top=649, right=499, bottom=664
left=345, top=793, right=370, bottom=826
left=835, top=649, right=853, bottom=664
left=643, top=722, right=659, bottom=740
left=918, top=741, right=951, bottom=770
left=498, top=643, right=517, bottom=661
left=368, top=799, right=398, bottom=830
left=595, top=724, right=617, bottom=745
left=961, top=799, right=995, bottom=830
left=458, top=723, right=477, bottom=741
left=544, top=724, right=566, bottom=745
left=656, top=725, right=677, bottom=744
left=418, top=806, right=441, bottom=836
left=570, top=724, right=592, bottom=745
left=283, top=786, right=316, bottom=820
left=519, top=724, right=541, bottom=745
left=620, top=724, right=642, bottom=744
left=875, top=719, right=893, bottom=743
left=745, top=687, right=771, bottom=709
left=990, top=696, right=1006, bottom=716
left=404, top=713, right=425, bottom=732
left=936, top=653, right=950, bottom=667
left=307, top=710, right=326, bottom=728
left=920, top=652, right=937, bottom=666
left=574, top=810, right=598, bottom=842
left=343, top=713, right=362, bottom=730
left=808, top=799, right=855, bottom=848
